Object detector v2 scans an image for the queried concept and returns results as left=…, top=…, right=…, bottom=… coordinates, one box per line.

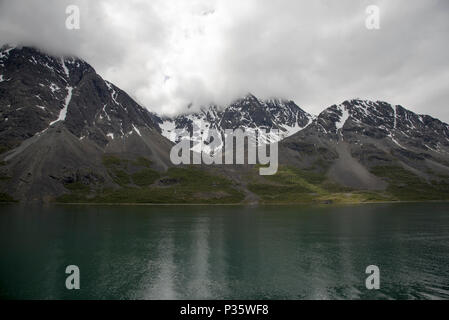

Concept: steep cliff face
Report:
left=0, top=45, right=163, bottom=149
left=0, top=46, right=173, bottom=201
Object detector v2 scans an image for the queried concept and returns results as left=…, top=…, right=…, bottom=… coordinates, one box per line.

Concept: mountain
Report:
left=1, top=45, right=448, bottom=204
left=282, top=99, right=449, bottom=172
left=0, top=45, right=164, bottom=150
left=159, top=94, right=314, bottom=145
left=0, top=45, right=173, bottom=201
left=270, top=99, right=449, bottom=201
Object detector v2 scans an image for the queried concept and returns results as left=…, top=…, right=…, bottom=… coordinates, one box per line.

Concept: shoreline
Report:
left=2, top=200, right=449, bottom=207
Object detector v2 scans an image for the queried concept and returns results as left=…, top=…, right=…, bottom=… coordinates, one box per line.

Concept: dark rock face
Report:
left=312, top=99, right=449, bottom=148
left=0, top=45, right=162, bottom=150
left=0, top=46, right=172, bottom=202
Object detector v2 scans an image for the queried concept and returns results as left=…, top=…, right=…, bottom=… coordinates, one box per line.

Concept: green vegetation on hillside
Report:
left=57, top=155, right=245, bottom=204
left=0, top=174, right=11, bottom=181
left=0, top=192, right=17, bottom=203
left=248, top=166, right=392, bottom=204
left=131, top=169, right=160, bottom=187
left=102, top=155, right=159, bottom=187
left=0, top=146, right=10, bottom=155
left=56, top=158, right=449, bottom=205
left=370, top=166, right=449, bottom=201
left=248, top=165, right=449, bottom=204
left=90, top=167, right=243, bottom=204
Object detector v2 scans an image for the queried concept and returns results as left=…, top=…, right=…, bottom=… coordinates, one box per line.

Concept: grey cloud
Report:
left=0, top=0, right=448, bottom=122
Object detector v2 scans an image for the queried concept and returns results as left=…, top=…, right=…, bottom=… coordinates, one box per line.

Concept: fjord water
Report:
left=1, top=203, right=448, bottom=300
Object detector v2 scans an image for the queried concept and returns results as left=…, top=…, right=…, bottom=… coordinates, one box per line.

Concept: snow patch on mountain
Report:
left=285, top=115, right=314, bottom=136
left=388, top=133, right=407, bottom=149
left=49, top=86, right=73, bottom=126
left=102, top=104, right=111, bottom=122
left=392, top=105, right=398, bottom=129
left=132, top=124, right=142, bottom=137
left=335, top=105, right=350, bottom=131
left=0, top=46, right=15, bottom=62
left=159, top=95, right=314, bottom=146
left=49, top=83, right=60, bottom=93
left=0, top=74, right=11, bottom=83
left=160, top=120, right=176, bottom=141
left=105, top=81, right=120, bottom=106
left=60, top=58, right=69, bottom=77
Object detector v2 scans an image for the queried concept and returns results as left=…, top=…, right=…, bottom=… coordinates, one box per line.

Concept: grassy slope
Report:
left=7, top=154, right=448, bottom=205
left=370, top=166, right=449, bottom=201
left=248, top=166, right=394, bottom=204
left=247, top=165, right=449, bottom=204
left=57, top=155, right=245, bottom=204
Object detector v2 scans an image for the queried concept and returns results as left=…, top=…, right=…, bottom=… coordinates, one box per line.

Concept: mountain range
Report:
left=1, top=45, right=448, bottom=203
left=159, top=95, right=314, bottom=144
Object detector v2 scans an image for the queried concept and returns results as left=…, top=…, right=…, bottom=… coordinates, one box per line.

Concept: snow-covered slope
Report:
left=160, top=94, right=314, bottom=148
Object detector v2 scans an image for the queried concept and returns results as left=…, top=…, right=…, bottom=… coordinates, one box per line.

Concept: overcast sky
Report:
left=1, top=0, right=448, bottom=121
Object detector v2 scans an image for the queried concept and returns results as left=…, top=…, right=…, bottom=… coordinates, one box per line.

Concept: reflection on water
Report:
left=0, top=203, right=449, bottom=300
left=188, top=217, right=212, bottom=298
left=142, top=226, right=177, bottom=300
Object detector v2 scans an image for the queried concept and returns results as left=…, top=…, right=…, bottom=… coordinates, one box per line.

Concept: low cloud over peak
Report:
left=1, top=0, right=448, bottom=122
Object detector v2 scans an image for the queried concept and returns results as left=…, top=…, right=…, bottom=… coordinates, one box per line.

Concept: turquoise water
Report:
left=0, top=203, right=449, bottom=300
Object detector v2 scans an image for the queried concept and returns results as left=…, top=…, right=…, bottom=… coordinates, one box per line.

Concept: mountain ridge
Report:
left=1, top=45, right=449, bottom=203
left=159, top=94, right=315, bottom=146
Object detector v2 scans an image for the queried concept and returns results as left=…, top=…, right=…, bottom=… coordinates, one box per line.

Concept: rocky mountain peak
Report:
left=1, top=45, right=95, bottom=86
left=0, top=45, right=162, bottom=151
left=298, top=98, right=449, bottom=162
left=160, top=93, right=314, bottom=143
